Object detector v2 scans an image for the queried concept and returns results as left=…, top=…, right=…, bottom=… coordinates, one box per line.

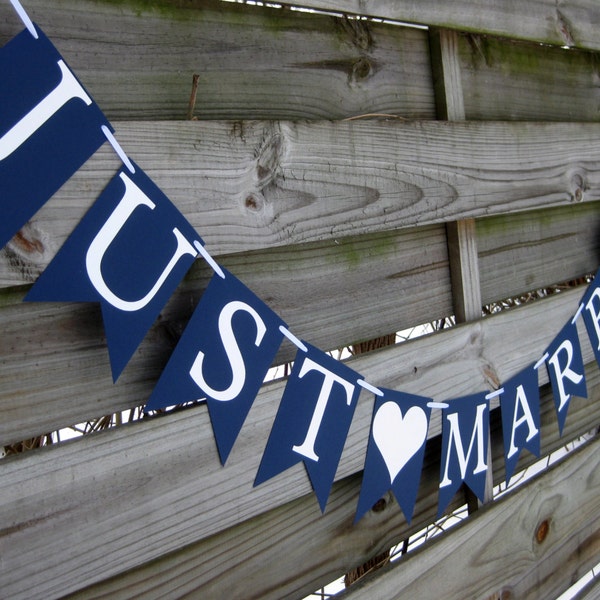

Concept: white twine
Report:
left=279, top=325, right=308, bottom=352
left=485, top=388, right=504, bottom=401
left=427, top=401, right=449, bottom=410
left=193, top=241, right=226, bottom=279
left=356, top=379, right=384, bottom=397
left=571, top=302, right=584, bottom=324
left=9, top=0, right=37, bottom=39
left=534, top=352, right=549, bottom=370
left=101, top=125, right=135, bottom=174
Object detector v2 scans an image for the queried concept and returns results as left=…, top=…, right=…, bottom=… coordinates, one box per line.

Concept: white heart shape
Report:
left=372, top=402, right=428, bottom=484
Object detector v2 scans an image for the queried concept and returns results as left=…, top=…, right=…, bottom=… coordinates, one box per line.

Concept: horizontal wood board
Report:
left=339, top=435, right=600, bottom=600
left=1, top=119, right=599, bottom=287
left=286, top=0, right=600, bottom=52
left=0, top=0, right=435, bottom=121
left=1, top=288, right=597, bottom=598
left=457, top=33, right=600, bottom=122
left=62, top=364, right=600, bottom=600
left=477, top=202, right=600, bottom=305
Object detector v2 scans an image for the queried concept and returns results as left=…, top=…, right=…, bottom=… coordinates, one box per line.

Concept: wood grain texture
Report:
left=285, top=0, right=600, bottom=51
left=0, top=288, right=595, bottom=598
left=340, top=435, right=600, bottom=600
left=1, top=119, right=599, bottom=287
left=60, top=364, right=600, bottom=600
left=478, top=203, right=600, bottom=305
left=0, top=0, right=435, bottom=121
left=458, top=33, right=600, bottom=122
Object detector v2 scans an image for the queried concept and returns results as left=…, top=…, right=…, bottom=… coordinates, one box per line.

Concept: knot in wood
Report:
left=371, top=497, right=387, bottom=513
left=535, top=519, right=550, bottom=544
left=351, top=57, right=372, bottom=81
left=244, top=192, right=264, bottom=213
left=567, top=169, right=586, bottom=203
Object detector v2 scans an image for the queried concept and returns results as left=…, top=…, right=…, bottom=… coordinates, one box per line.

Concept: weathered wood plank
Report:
left=0, top=288, right=595, bottom=598
left=0, top=0, right=435, bottom=121
left=60, top=364, right=600, bottom=600
left=340, top=435, right=600, bottom=600
left=286, top=0, right=600, bottom=51
left=1, top=119, right=600, bottom=287
left=458, top=33, right=600, bottom=122
left=478, top=203, right=600, bottom=305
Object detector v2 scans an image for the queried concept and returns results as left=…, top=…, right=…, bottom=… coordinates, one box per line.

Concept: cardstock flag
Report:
left=355, top=389, right=432, bottom=524
left=544, top=319, right=587, bottom=435
left=581, top=268, right=600, bottom=368
left=498, top=364, right=541, bottom=484
left=438, top=393, right=489, bottom=517
left=26, top=163, right=202, bottom=380
left=255, top=343, right=363, bottom=512
left=0, top=26, right=110, bottom=249
left=145, top=268, right=286, bottom=465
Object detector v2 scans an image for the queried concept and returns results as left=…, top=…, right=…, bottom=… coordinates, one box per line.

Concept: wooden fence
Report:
left=1, top=1, right=599, bottom=598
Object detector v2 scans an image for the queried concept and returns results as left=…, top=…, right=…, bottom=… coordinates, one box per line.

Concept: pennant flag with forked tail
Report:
left=26, top=163, right=202, bottom=380
left=544, top=319, right=587, bottom=435
left=145, top=268, right=286, bottom=465
left=0, top=26, right=110, bottom=249
left=438, top=393, right=490, bottom=517
left=355, top=388, right=432, bottom=524
left=498, top=364, right=541, bottom=484
left=255, top=343, right=362, bottom=512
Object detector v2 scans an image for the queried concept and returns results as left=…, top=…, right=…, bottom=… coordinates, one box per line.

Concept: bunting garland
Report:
left=1, top=4, right=598, bottom=523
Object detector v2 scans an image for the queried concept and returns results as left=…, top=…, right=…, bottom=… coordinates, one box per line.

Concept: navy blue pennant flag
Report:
left=255, top=343, right=362, bottom=512
left=0, top=26, right=110, bottom=249
left=498, top=365, right=541, bottom=484
left=355, top=389, right=432, bottom=524
left=26, top=163, right=201, bottom=380
left=581, top=269, right=600, bottom=367
left=544, top=319, right=587, bottom=435
left=145, top=268, right=286, bottom=465
left=438, top=393, right=489, bottom=517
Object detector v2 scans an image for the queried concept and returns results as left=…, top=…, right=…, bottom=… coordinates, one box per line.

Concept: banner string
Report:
left=427, top=401, right=450, bottom=409
left=9, top=0, right=37, bottom=39
left=572, top=302, right=584, bottom=324
left=534, top=352, right=549, bottom=370
left=101, top=125, right=135, bottom=174
left=193, top=241, right=226, bottom=279
left=485, top=388, right=504, bottom=401
left=279, top=325, right=308, bottom=353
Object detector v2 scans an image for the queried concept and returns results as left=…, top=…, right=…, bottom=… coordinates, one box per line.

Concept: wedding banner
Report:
left=355, top=389, right=432, bottom=524
left=498, top=364, right=541, bottom=484
left=255, top=342, right=363, bottom=512
left=145, top=268, right=287, bottom=465
left=2, top=3, right=599, bottom=523
left=438, top=393, right=490, bottom=517
left=25, top=163, right=203, bottom=380
left=0, top=25, right=110, bottom=249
